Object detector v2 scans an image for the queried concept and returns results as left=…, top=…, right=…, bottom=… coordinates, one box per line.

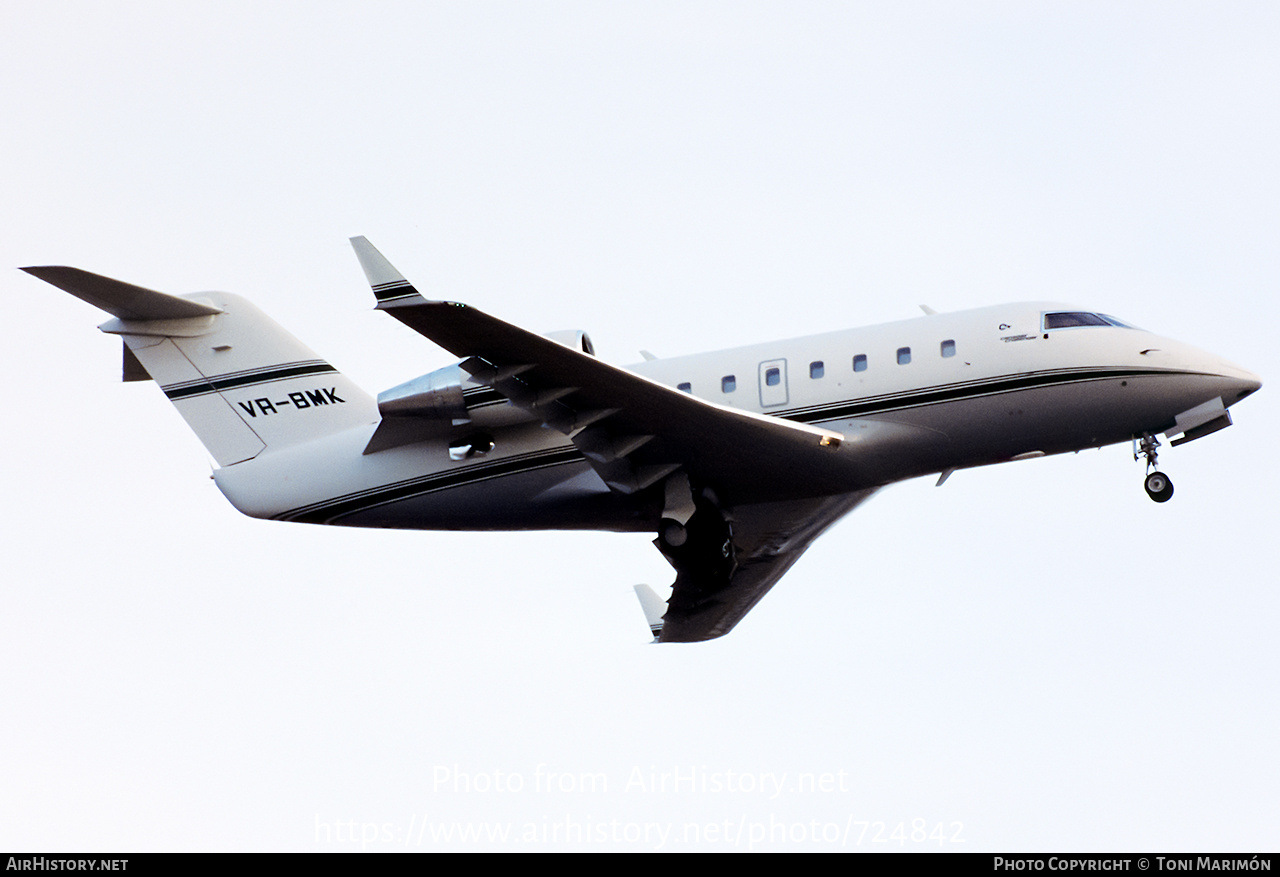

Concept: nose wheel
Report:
left=1134, top=433, right=1175, bottom=503
left=1144, top=470, right=1174, bottom=503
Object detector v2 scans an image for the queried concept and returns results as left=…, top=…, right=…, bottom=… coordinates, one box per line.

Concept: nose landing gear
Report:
left=1134, top=433, right=1175, bottom=503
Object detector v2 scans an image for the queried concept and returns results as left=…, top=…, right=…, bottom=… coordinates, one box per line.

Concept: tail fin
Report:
left=23, top=266, right=377, bottom=467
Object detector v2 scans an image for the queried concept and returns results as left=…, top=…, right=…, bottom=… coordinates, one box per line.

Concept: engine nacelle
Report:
left=376, top=363, right=471, bottom=426
left=543, top=329, right=595, bottom=356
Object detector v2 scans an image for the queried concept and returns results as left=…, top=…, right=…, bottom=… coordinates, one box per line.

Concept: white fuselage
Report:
left=212, top=301, right=1260, bottom=531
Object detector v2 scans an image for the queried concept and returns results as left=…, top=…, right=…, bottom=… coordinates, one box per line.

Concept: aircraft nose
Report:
left=1221, top=366, right=1262, bottom=405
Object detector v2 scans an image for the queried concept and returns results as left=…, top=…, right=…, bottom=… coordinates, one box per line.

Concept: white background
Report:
left=2, top=1, right=1276, bottom=851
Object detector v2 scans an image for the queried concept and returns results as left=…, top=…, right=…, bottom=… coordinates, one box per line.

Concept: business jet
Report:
left=22, top=238, right=1261, bottom=642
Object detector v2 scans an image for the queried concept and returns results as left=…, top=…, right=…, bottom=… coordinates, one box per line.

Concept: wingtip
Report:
left=20, top=265, right=67, bottom=278
left=349, top=236, right=429, bottom=307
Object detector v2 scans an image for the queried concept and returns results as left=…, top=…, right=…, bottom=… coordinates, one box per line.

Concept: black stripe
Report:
left=782, top=367, right=1188, bottom=425
left=462, top=386, right=508, bottom=408
left=276, top=446, right=585, bottom=524
left=163, top=362, right=338, bottom=400
left=373, top=282, right=422, bottom=302
left=462, top=367, right=1184, bottom=422
left=164, top=359, right=330, bottom=390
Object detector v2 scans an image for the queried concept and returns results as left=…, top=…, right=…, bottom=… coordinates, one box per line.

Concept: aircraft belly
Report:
left=861, top=371, right=1238, bottom=471
left=214, top=424, right=656, bottom=531
left=330, top=462, right=654, bottom=532
left=820, top=417, right=953, bottom=485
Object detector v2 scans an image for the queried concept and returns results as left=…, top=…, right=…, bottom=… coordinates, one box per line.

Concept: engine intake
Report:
left=543, top=329, right=595, bottom=356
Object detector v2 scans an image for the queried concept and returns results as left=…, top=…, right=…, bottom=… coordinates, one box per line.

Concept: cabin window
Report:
left=897, top=347, right=912, bottom=365
left=764, top=367, right=781, bottom=387
left=721, top=375, right=736, bottom=393
left=677, top=382, right=692, bottom=393
left=810, top=360, right=824, bottom=379
left=941, top=339, right=956, bottom=358
left=853, top=354, right=867, bottom=372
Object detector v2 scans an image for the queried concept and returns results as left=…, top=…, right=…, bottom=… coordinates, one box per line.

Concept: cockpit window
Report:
left=1044, top=312, right=1110, bottom=329
left=1043, top=311, right=1135, bottom=331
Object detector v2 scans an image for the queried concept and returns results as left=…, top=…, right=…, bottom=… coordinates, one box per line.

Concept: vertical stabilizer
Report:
left=23, top=267, right=377, bottom=467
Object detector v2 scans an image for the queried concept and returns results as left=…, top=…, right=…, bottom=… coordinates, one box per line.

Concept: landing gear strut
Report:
left=1134, top=433, right=1174, bottom=503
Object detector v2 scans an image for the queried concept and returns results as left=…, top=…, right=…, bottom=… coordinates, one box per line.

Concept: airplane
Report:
left=22, top=238, right=1262, bottom=642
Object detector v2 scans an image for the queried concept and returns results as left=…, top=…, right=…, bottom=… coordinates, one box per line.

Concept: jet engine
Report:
left=543, top=329, right=595, bottom=356
left=364, top=331, right=594, bottom=454
left=376, top=363, right=471, bottom=426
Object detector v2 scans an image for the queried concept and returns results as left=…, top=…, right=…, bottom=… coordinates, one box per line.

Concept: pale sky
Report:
left=2, top=1, right=1277, bottom=851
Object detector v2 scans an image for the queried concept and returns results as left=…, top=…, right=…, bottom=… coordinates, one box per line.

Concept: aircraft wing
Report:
left=350, top=237, right=851, bottom=506
left=656, top=489, right=879, bottom=642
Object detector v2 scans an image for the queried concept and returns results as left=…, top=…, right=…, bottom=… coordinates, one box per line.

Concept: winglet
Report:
left=633, top=584, right=666, bottom=643
left=21, top=266, right=223, bottom=320
left=349, top=236, right=429, bottom=308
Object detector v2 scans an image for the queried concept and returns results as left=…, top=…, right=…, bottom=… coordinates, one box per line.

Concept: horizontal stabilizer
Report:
left=21, top=266, right=223, bottom=320
left=26, top=262, right=378, bottom=468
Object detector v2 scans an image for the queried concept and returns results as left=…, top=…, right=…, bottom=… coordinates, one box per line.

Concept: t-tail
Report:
left=22, top=266, right=377, bottom=466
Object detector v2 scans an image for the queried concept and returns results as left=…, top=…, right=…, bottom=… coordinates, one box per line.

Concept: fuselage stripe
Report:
left=782, top=367, right=1183, bottom=424
left=275, top=445, right=585, bottom=524
left=459, top=366, right=1196, bottom=423
left=162, top=361, right=338, bottom=400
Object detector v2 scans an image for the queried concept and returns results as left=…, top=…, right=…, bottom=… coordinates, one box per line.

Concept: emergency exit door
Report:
left=758, top=358, right=789, bottom=407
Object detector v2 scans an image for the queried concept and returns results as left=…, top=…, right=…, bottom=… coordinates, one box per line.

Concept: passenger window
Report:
left=721, top=375, right=736, bottom=393
left=853, top=354, right=867, bottom=372
left=810, top=360, right=824, bottom=379
left=897, top=347, right=911, bottom=365
left=941, top=339, right=956, bottom=358
left=677, top=382, right=692, bottom=393
left=764, top=367, right=781, bottom=387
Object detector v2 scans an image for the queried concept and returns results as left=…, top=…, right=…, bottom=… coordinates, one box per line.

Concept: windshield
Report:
left=1043, top=311, right=1137, bottom=330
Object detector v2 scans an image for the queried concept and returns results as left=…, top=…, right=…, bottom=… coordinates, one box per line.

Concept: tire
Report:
left=1144, top=471, right=1174, bottom=503
left=660, top=520, right=688, bottom=548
